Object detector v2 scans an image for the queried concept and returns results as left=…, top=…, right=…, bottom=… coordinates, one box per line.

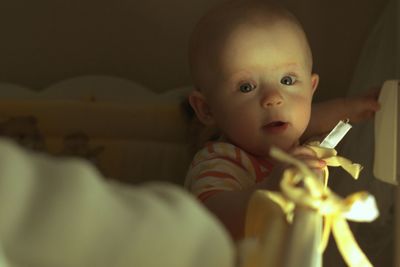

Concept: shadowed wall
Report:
left=0, top=0, right=388, bottom=100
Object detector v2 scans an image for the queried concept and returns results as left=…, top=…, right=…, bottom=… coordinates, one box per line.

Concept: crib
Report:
left=0, top=75, right=395, bottom=267
left=0, top=76, right=192, bottom=185
left=0, top=0, right=397, bottom=265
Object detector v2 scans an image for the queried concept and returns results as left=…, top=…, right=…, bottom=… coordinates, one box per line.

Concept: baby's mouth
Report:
left=263, top=121, right=289, bottom=133
left=266, top=121, right=286, bottom=127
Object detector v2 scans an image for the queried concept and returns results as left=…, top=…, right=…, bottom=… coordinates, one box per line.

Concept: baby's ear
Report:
left=311, top=73, right=319, bottom=94
left=188, top=90, right=215, bottom=126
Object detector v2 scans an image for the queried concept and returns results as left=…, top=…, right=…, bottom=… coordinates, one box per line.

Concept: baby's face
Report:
left=203, top=22, right=318, bottom=157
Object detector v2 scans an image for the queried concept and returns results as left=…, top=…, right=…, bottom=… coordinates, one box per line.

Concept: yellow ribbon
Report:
left=305, top=142, right=363, bottom=187
left=244, top=145, right=379, bottom=267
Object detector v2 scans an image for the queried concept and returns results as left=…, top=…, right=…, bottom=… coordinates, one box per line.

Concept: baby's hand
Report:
left=345, top=88, right=381, bottom=123
left=264, top=145, right=326, bottom=190
left=288, top=145, right=326, bottom=175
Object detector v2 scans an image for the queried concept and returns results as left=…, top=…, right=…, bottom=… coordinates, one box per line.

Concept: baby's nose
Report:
left=261, top=90, right=283, bottom=107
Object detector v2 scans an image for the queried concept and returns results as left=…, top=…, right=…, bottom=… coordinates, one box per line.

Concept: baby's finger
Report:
left=297, top=157, right=326, bottom=169
left=364, top=96, right=381, bottom=111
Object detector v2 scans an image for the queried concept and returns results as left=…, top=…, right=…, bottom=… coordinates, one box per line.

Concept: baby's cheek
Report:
left=296, top=103, right=311, bottom=125
left=226, top=121, right=255, bottom=143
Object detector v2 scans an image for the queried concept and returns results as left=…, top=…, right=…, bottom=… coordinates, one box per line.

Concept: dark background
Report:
left=0, top=0, right=388, bottom=100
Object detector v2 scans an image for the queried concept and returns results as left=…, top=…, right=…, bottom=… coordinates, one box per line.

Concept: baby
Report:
left=184, top=0, right=379, bottom=240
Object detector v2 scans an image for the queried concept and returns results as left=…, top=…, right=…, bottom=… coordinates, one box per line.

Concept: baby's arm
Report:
left=202, top=146, right=325, bottom=241
left=303, top=89, right=380, bottom=141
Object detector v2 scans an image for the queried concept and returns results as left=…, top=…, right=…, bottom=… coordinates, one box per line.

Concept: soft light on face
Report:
left=204, top=21, right=318, bottom=157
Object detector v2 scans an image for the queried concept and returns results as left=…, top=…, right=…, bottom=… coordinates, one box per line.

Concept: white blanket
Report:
left=0, top=139, right=234, bottom=267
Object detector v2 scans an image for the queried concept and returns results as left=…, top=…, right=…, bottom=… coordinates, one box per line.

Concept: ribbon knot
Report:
left=244, top=145, right=379, bottom=267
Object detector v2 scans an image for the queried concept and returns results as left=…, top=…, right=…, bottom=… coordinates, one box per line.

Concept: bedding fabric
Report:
left=0, top=77, right=192, bottom=185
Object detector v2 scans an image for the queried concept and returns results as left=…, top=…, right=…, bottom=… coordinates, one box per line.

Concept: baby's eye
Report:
left=239, top=82, right=256, bottom=93
left=280, top=75, right=296, bottom=85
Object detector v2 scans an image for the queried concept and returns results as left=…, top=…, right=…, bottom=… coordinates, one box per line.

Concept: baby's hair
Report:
left=188, top=0, right=312, bottom=92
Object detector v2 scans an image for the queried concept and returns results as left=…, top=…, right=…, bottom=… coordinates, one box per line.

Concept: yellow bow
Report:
left=244, top=145, right=379, bottom=267
left=305, top=142, right=363, bottom=188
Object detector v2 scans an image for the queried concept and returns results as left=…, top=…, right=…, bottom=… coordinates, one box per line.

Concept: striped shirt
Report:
left=184, top=142, right=274, bottom=202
